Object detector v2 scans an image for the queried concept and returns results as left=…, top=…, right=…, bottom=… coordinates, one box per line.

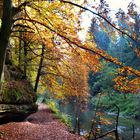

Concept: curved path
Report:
left=0, top=104, right=85, bottom=140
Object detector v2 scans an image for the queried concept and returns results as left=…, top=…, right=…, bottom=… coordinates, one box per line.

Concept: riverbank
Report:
left=0, top=103, right=85, bottom=140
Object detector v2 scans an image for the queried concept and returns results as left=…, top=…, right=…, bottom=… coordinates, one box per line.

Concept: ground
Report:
left=0, top=104, right=85, bottom=140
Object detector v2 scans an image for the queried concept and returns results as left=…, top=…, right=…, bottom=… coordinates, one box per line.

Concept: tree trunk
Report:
left=0, top=0, right=13, bottom=83
left=18, top=32, right=22, bottom=69
left=74, top=100, right=81, bottom=135
left=23, top=41, right=27, bottom=78
left=34, top=44, right=45, bottom=92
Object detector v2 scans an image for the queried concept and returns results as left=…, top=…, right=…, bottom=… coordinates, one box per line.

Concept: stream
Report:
left=59, top=104, right=140, bottom=140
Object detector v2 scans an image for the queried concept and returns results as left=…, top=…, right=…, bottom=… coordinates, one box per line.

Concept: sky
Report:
left=79, top=0, right=140, bottom=40
left=106, top=0, right=140, bottom=11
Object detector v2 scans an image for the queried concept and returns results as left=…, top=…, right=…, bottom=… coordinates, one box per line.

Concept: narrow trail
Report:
left=0, top=103, right=85, bottom=140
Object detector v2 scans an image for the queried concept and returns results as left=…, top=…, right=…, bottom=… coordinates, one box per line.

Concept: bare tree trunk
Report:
left=132, top=125, right=135, bottom=140
left=114, top=104, right=120, bottom=140
left=73, top=100, right=81, bottom=135
left=18, top=32, right=22, bottom=69
left=34, top=44, right=45, bottom=92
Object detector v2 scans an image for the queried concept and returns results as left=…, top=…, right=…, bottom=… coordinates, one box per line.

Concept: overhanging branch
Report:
left=13, top=18, right=140, bottom=77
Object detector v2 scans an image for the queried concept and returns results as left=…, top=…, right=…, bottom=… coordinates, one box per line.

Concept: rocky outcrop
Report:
left=0, top=65, right=37, bottom=124
left=0, top=104, right=37, bottom=124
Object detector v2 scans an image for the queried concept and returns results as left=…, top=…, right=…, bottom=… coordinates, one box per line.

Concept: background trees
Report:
left=88, top=0, right=140, bottom=119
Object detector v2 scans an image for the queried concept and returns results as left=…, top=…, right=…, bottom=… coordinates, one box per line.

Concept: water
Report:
left=104, top=114, right=140, bottom=140
left=59, top=104, right=140, bottom=140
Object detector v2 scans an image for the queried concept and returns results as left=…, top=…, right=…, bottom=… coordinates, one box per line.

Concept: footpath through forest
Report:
left=0, top=103, right=85, bottom=140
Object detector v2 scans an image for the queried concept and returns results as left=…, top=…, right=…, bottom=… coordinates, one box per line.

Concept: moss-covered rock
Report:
left=0, top=65, right=37, bottom=124
left=0, top=80, right=36, bottom=104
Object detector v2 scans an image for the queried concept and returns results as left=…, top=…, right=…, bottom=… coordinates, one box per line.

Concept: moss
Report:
left=45, top=99, right=59, bottom=114
left=0, top=80, right=36, bottom=104
left=54, top=113, right=72, bottom=128
left=0, top=64, right=37, bottom=123
left=45, top=99, right=72, bottom=128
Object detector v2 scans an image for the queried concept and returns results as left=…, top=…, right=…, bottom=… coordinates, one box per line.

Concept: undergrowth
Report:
left=45, top=98, right=72, bottom=128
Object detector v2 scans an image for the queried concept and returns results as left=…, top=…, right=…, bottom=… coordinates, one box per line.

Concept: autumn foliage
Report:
left=114, top=67, right=140, bottom=93
left=2, top=0, right=140, bottom=100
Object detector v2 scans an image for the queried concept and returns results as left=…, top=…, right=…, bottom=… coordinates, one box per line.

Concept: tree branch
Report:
left=12, top=24, right=34, bottom=30
left=12, top=1, right=31, bottom=16
left=12, top=30, right=34, bottom=33
left=89, top=129, right=116, bottom=140
left=13, top=18, right=140, bottom=77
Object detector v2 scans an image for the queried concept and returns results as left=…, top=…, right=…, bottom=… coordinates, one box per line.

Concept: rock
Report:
left=0, top=104, right=38, bottom=124
left=0, top=65, right=38, bottom=124
left=0, top=80, right=37, bottom=104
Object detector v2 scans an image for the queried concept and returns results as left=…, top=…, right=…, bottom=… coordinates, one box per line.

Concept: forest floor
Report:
left=0, top=103, right=85, bottom=140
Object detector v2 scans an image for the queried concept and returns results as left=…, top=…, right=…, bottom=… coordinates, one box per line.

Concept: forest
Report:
left=0, top=0, right=140, bottom=140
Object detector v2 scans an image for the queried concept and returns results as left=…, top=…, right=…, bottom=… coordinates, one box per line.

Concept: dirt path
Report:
left=0, top=104, right=85, bottom=140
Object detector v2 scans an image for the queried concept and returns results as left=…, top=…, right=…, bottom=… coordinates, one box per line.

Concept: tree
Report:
left=1, top=0, right=140, bottom=95
left=0, top=0, right=13, bottom=83
left=0, top=0, right=101, bottom=95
